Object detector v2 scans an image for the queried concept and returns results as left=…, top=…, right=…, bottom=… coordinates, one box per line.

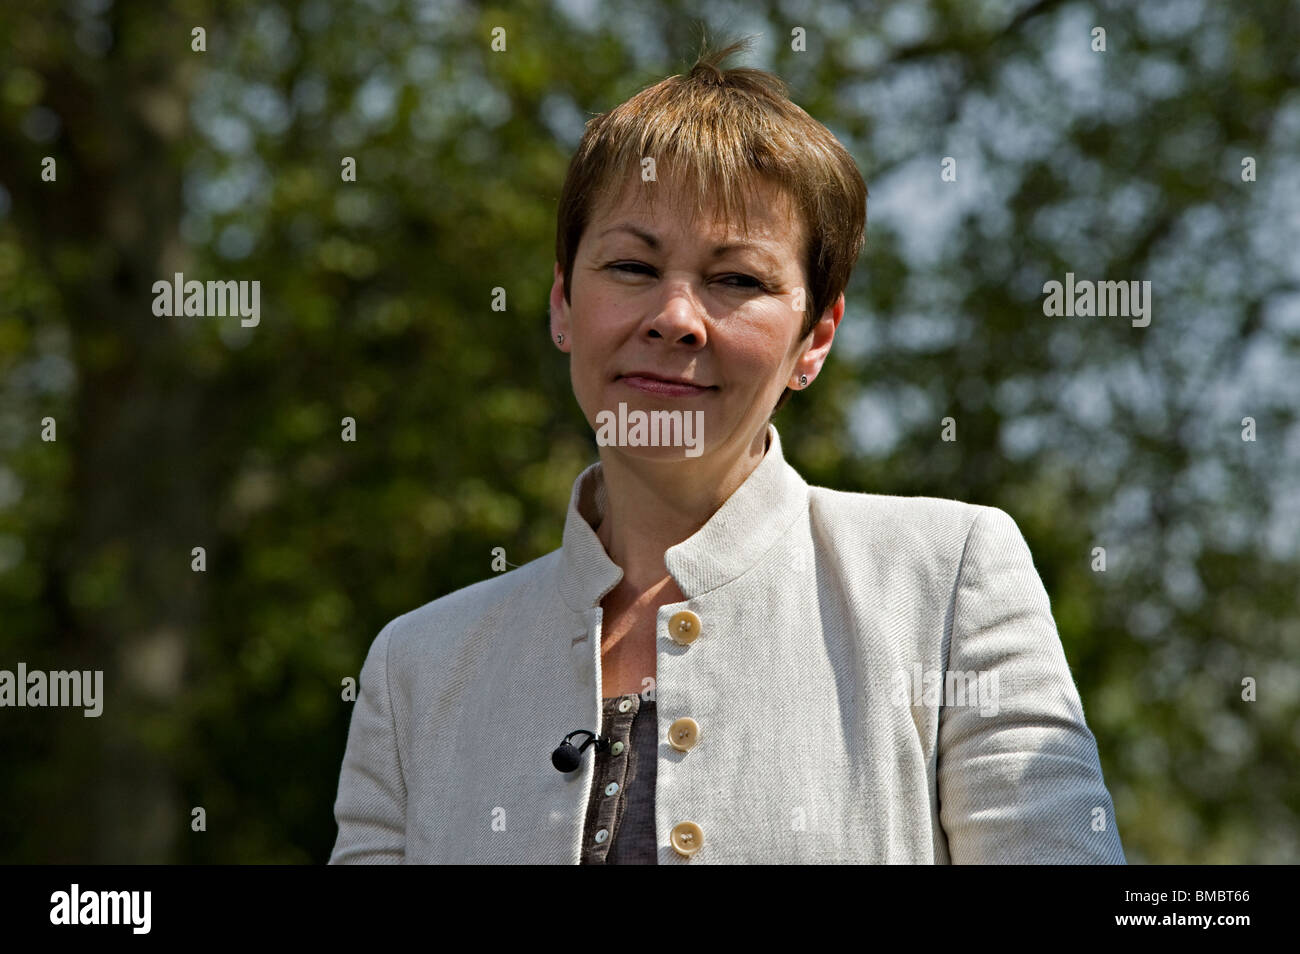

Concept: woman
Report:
left=329, top=38, right=1125, bottom=865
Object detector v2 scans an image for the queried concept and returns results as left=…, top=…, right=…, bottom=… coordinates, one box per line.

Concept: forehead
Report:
left=588, top=174, right=802, bottom=256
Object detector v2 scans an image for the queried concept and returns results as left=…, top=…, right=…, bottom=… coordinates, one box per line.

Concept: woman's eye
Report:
left=608, top=263, right=764, bottom=290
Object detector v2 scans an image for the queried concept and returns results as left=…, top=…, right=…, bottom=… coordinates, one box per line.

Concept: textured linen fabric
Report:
left=579, top=694, right=658, bottom=865
left=329, top=422, right=1126, bottom=864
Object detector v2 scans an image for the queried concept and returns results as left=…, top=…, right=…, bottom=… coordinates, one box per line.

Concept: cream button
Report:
left=604, top=782, right=619, bottom=796
left=611, top=741, right=625, bottom=756
left=670, top=821, right=703, bottom=857
left=668, top=610, right=701, bottom=644
left=667, top=717, right=700, bottom=751
left=594, top=829, right=609, bottom=844
left=617, top=698, right=632, bottom=713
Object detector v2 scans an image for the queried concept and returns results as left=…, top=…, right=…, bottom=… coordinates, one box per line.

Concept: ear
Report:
left=790, top=292, right=844, bottom=387
left=549, top=261, right=571, bottom=352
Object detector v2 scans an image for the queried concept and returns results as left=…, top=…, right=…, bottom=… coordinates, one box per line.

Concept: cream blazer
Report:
left=329, top=424, right=1125, bottom=864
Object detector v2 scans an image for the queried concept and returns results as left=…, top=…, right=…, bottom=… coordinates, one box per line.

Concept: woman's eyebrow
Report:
left=599, top=223, right=660, bottom=246
left=598, top=222, right=783, bottom=264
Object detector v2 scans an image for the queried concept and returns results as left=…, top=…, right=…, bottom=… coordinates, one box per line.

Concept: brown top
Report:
left=578, top=693, right=658, bottom=864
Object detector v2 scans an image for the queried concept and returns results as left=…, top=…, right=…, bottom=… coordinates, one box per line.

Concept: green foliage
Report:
left=0, top=0, right=1296, bottom=862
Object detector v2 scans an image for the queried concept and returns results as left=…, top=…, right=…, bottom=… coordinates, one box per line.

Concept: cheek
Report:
left=572, top=285, right=630, bottom=338
left=568, top=302, right=623, bottom=398
left=722, top=318, right=797, bottom=382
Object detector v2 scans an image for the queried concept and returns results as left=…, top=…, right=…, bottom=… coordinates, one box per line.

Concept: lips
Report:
left=618, top=372, right=715, bottom=397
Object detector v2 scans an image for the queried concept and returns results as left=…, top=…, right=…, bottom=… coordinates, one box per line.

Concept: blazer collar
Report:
left=558, top=423, right=809, bottom=610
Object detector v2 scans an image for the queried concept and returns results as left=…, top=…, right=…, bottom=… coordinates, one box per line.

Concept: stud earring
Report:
left=799, top=374, right=808, bottom=387
left=556, top=333, right=564, bottom=345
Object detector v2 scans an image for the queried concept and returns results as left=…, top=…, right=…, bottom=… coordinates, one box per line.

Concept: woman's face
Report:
left=550, top=175, right=840, bottom=465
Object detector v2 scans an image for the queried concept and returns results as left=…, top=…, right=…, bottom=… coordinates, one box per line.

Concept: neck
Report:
left=594, top=425, right=771, bottom=592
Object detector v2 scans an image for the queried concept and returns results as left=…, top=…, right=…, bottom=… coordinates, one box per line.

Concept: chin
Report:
left=590, top=400, right=710, bottom=461
left=602, top=442, right=710, bottom=463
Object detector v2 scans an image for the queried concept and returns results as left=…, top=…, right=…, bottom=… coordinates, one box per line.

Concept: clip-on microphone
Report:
left=552, top=729, right=609, bottom=772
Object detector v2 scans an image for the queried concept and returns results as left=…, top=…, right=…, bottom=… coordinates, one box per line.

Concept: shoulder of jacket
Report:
left=802, top=490, right=1022, bottom=600
left=379, top=548, right=563, bottom=655
left=807, top=485, right=987, bottom=537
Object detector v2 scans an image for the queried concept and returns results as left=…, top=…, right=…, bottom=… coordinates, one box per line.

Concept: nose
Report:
left=646, top=278, right=708, bottom=347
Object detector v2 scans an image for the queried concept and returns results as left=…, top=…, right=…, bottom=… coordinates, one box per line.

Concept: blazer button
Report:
left=667, top=717, right=700, bottom=751
left=670, top=821, right=703, bottom=857
left=668, top=610, right=701, bottom=645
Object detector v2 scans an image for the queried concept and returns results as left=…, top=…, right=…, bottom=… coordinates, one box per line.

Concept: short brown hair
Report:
left=554, top=34, right=868, bottom=416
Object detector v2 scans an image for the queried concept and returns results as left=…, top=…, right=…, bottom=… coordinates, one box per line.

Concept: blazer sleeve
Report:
left=329, top=620, right=407, bottom=863
left=937, top=506, right=1126, bottom=863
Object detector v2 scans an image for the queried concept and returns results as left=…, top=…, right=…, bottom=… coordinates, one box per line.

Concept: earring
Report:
left=799, top=374, right=808, bottom=387
left=556, top=333, right=564, bottom=345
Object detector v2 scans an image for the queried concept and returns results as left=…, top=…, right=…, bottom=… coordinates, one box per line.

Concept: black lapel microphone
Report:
left=552, top=729, right=609, bottom=772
